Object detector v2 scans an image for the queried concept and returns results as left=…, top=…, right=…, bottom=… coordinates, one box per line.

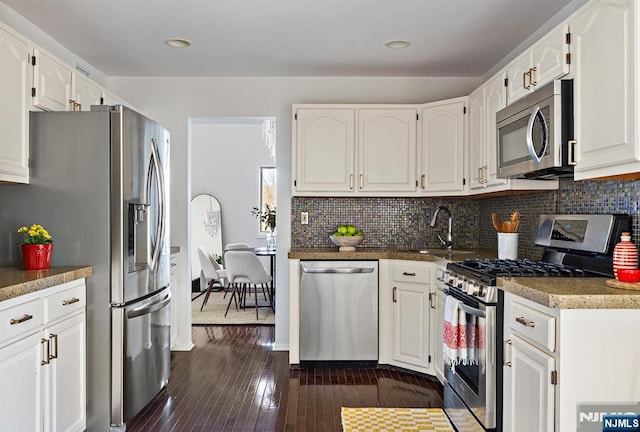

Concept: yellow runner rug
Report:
left=341, top=407, right=454, bottom=432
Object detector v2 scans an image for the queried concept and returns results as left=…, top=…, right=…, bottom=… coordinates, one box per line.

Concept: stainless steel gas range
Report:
left=442, top=214, right=631, bottom=432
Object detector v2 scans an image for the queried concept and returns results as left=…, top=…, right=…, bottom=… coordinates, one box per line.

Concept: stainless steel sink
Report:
left=404, top=249, right=475, bottom=256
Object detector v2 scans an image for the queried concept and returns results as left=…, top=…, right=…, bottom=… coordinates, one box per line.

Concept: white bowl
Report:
left=329, top=235, right=364, bottom=251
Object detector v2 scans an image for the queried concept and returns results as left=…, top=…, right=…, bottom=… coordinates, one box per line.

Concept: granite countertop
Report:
left=0, top=266, right=93, bottom=303
left=499, top=277, right=640, bottom=309
left=288, top=247, right=497, bottom=263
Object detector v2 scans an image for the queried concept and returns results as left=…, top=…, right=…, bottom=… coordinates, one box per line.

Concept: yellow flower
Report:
left=17, top=223, right=54, bottom=245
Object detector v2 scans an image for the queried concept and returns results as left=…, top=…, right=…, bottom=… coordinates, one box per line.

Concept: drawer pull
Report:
left=62, top=297, right=80, bottom=306
left=516, top=316, right=536, bottom=328
left=402, top=272, right=416, bottom=277
left=10, top=314, right=33, bottom=325
left=393, top=286, right=397, bottom=303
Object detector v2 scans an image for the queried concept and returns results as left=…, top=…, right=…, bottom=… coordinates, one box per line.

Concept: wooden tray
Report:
left=605, top=279, right=640, bottom=291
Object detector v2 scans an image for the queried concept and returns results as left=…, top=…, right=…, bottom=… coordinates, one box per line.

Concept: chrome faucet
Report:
left=430, top=206, right=453, bottom=250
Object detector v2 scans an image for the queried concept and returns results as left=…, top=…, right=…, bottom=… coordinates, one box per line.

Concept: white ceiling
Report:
left=2, top=0, right=578, bottom=77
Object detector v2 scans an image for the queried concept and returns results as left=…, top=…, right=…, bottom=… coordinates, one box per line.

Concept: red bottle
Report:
left=613, top=232, right=638, bottom=280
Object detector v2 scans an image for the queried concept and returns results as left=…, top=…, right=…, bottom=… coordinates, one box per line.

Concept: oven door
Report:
left=443, top=288, right=497, bottom=431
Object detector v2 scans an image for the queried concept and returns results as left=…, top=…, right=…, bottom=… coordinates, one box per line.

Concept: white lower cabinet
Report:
left=0, top=279, right=86, bottom=432
left=502, top=291, right=640, bottom=432
left=432, top=266, right=446, bottom=384
left=379, top=260, right=436, bottom=375
left=503, top=335, right=555, bottom=432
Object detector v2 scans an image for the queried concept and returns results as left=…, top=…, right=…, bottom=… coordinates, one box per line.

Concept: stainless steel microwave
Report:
left=496, top=79, right=575, bottom=179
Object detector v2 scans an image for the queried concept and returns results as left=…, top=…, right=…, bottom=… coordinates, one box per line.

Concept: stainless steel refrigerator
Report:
left=0, top=105, right=171, bottom=431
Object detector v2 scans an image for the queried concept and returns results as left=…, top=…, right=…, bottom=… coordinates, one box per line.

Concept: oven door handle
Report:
left=458, top=302, right=486, bottom=318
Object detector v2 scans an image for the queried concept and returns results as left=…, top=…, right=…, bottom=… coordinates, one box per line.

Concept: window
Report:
left=258, top=166, right=276, bottom=232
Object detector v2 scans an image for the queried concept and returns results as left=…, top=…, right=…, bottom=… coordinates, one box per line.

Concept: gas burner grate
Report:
left=457, top=258, right=590, bottom=277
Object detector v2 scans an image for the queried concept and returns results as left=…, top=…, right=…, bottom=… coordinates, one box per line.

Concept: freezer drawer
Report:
left=111, top=288, right=171, bottom=427
left=299, top=261, right=378, bottom=361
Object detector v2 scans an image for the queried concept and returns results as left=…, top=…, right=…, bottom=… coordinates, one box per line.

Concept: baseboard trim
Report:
left=272, top=343, right=289, bottom=351
left=171, top=342, right=195, bottom=351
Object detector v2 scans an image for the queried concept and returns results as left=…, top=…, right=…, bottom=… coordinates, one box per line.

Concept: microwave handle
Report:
left=526, top=106, right=544, bottom=164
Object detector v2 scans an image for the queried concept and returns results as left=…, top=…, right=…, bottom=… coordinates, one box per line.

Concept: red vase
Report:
left=21, top=244, right=53, bottom=270
left=613, top=232, right=638, bottom=280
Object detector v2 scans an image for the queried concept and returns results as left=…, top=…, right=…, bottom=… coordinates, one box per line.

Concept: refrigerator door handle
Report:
left=148, top=138, right=166, bottom=273
left=127, top=290, right=171, bottom=319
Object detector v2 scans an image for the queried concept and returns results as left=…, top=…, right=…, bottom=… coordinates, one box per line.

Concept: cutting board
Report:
left=605, top=279, right=640, bottom=291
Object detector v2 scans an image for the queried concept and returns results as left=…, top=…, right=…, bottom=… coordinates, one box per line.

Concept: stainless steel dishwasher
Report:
left=299, top=261, right=378, bottom=362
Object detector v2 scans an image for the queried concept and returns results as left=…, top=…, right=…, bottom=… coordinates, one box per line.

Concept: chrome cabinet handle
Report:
left=62, top=297, right=80, bottom=306
left=49, top=333, right=58, bottom=360
left=41, top=338, right=50, bottom=365
left=10, top=314, right=33, bottom=325
left=477, top=167, right=483, bottom=184
left=402, top=272, right=416, bottom=277
left=359, top=174, right=364, bottom=190
left=349, top=175, right=354, bottom=190
left=504, top=339, right=512, bottom=367
left=429, top=292, right=436, bottom=309
left=421, top=174, right=426, bottom=189
left=392, top=286, right=397, bottom=303
left=516, top=316, right=536, bottom=328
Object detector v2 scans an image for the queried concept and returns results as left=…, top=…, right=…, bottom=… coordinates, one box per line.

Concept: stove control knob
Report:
left=476, top=285, right=485, bottom=297
left=468, top=281, right=477, bottom=295
left=457, top=278, right=464, bottom=289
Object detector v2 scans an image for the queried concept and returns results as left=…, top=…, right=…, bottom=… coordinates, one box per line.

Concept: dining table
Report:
left=253, top=247, right=276, bottom=308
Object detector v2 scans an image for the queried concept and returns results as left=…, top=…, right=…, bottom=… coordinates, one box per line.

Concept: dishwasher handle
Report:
left=301, top=267, right=375, bottom=274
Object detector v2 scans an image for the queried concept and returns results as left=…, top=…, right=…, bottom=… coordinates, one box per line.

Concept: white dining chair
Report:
left=197, top=247, right=227, bottom=311
left=223, top=250, right=273, bottom=319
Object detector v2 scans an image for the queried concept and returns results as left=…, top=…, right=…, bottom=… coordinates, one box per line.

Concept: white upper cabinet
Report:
left=293, top=107, right=356, bottom=193
left=292, top=105, right=418, bottom=195
left=571, top=0, right=638, bottom=179
left=468, top=71, right=558, bottom=194
left=72, top=73, right=103, bottom=111
left=418, top=98, right=467, bottom=194
left=0, top=23, right=30, bottom=183
left=506, top=24, right=570, bottom=104
left=358, top=108, right=417, bottom=192
left=32, top=48, right=73, bottom=111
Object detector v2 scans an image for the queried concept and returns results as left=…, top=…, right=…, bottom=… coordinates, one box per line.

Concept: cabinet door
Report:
left=503, top=335, right=555, bottom=432
left=44, top=312, right=86, bottom=432
left=532, top=24, right=570, bottom=89
left=0, top=25, right=30, bottom=183
left=468, top=86, right=485, bottom=190
left=392, top=283, right=430, bottom=368
left=72, top=74, right=103, bottom=111
left=483, top=73, right=509, bottom=188
left=358, top=108, right=417, bottom=192
left=32, top=48, right=73, bottom=111
left=506, top=50, right=534, bottom=104
left=294, top=108, right=356, bottom=192
left=419, top=100, right=465, bottom=193
left=433, top=288, right=445, bottom=383
left=572, top=0, right=636, bottom=177
left=0, top=333, right=43, bottom=432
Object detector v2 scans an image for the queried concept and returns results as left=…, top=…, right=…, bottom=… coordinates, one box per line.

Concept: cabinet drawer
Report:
left=509, top=301, right=555, bottom=352
left=46, top=282, right=85, bottom=322
left=393, top=264, right=430, bottom=284
left=0, top=298, right=44, bottom=344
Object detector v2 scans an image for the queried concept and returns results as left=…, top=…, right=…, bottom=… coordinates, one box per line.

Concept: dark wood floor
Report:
left=127, top=325, right=444, bottom=432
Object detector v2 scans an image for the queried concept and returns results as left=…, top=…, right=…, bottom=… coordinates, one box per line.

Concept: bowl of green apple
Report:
left=330, top=224, right=364, bottom=251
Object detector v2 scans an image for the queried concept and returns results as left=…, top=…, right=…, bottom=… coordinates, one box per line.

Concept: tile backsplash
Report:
left=291, top=178, right=640, bottom=259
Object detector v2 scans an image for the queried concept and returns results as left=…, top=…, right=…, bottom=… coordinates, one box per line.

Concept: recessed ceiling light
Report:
left=384, top=40, right=411, bottom=49
left=164, top=38, right=191, bottom=48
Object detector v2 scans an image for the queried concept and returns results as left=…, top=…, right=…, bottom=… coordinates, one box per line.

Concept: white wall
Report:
left=109, top=75, right=481, bottom=351
left=191, top=119, right=275, bottom=250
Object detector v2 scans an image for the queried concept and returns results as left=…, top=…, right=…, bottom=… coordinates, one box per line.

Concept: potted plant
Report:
left=17, top=224, right=54, bottom=270
left=251, top=205, right=276, bottom=250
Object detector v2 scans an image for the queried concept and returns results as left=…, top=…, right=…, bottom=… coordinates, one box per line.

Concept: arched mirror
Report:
left=191, top=194, right=223, bottom=290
